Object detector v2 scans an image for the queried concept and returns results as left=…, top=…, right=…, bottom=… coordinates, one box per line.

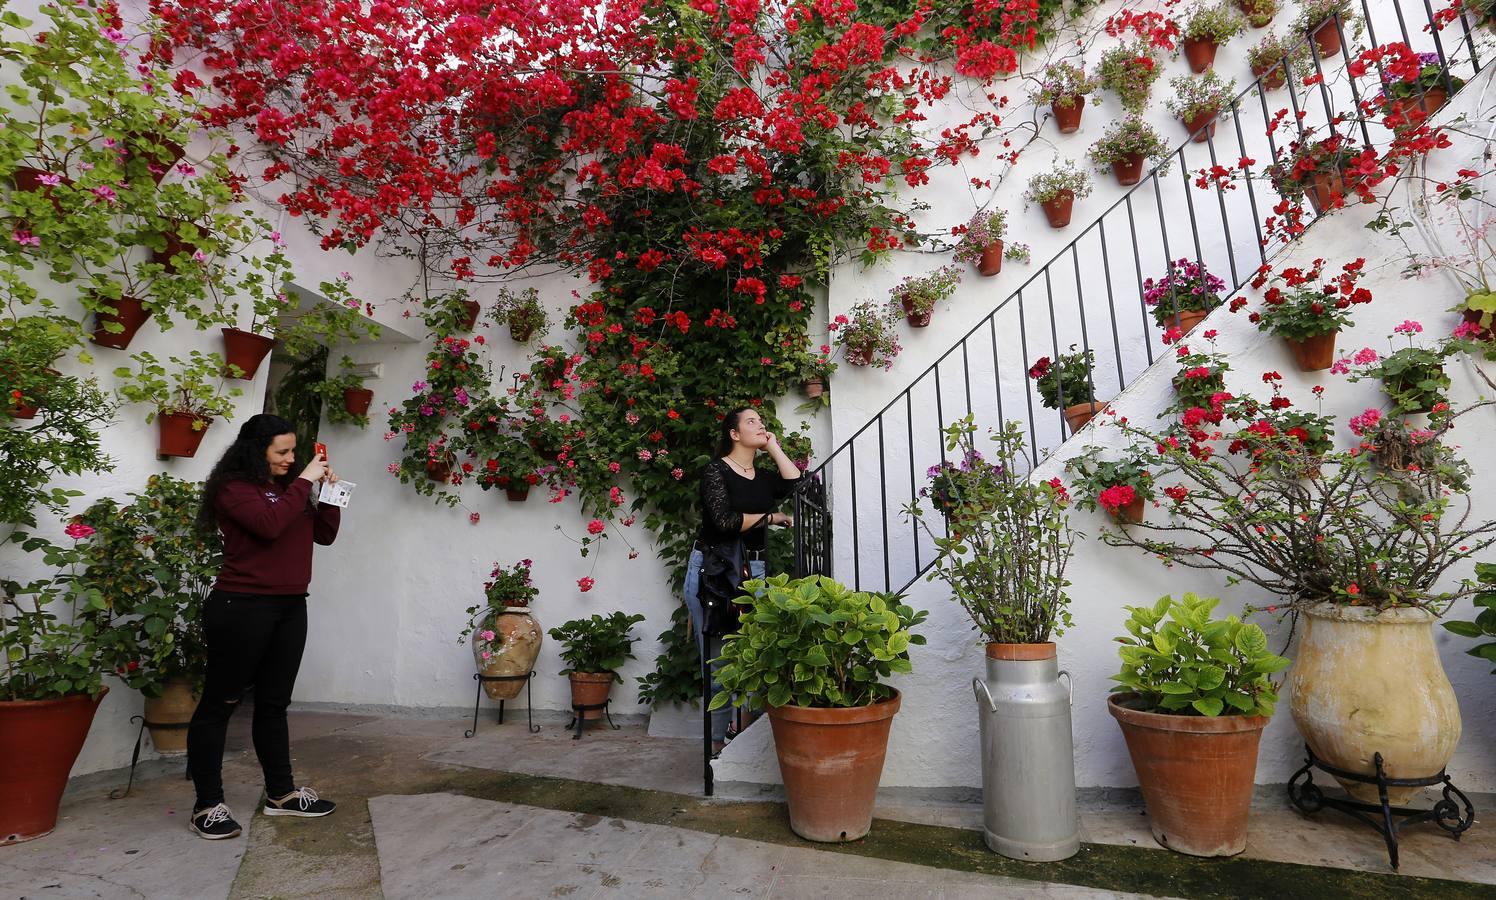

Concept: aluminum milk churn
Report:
left=972, top=643, right=1079, bottom=861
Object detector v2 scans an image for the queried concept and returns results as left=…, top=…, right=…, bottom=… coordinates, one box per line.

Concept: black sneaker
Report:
left=263, top=787, right=336, bottom=818
left=189, top=803, right=243, bottom=840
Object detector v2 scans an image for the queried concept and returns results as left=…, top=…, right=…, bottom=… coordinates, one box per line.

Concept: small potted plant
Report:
left=0, top=316, right=72, bottom=420
left=475, top=436, right=548, bottom=500
left=1065, top=455, right=1155, bottom=523
left=1242, top=258, right=1372, bottom=370
left=1382, top=51, right=1465, bottom=122
left=1168, top=340, right=1232, bottom=413
left=495, top=286, right=548, bottom=343
left=1087, top=115, right=1171, bottom=186
left=1144, top=258, right=1226, bottom=336
left=460, top=559, right=543, bottom=701
left=308, top=356, right=374, bottom=426
left=1238, top=0, right=1279, bottom=28
left=1342, top=323, right=1454, bottom=415
left=527, top=345, right=576, bottom=397
left=1029, top=347, right=1105, bottom=432
left=1246, top=32, right=1310, bottom=91
left=1025, top=160, right=1093, bottom=229
left=1165, top=71, right=1237, bottom=143
left=1004, top=242, right=1031, bottom=265
left=1442, top=563, right=1496, bottom=672
left=830, top=300, right=903, bottom=369
left=711, top=574, right=927, bottom=842
left=952, top=209, right=1008, bottom=276
left=1179, top=2, right=1246, bottom=72
left=1293, top=0, right=1363, bottom=59
left=797, top=346, right=837, bottom=404
left=1268, top=130, right=1365, bottom=214
left=113, top=350, right=243, bottom=458
left=892, top=264, right=962, bottom=328
left=1099, top=43, right=1163, bottom=114
left=1108, top=593, right=1289, bottom=857
left=1033, top=61, right=1098, bottom=134
left=547, top=611, right=646, bottom=721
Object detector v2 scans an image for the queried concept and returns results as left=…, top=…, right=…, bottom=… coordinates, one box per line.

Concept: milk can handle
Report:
left=972, top=677, right=998, bottom=713
left=1057, top=670, right=1073, bottom=704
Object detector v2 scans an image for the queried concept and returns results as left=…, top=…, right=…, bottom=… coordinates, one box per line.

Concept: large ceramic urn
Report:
left=1288, top=603, right=1462, bottom=804
left=472, top=608, right=543, bottom=700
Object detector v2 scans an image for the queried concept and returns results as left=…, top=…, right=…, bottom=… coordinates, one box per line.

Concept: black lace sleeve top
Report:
left=696, top=458, right=801, bottom=552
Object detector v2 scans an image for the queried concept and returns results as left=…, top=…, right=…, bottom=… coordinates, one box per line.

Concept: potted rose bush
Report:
left=1088, top=116, right=1171, bottom=187
left=1165, top=71, right=1237, bottom=143
left=1033, top=62, right=1098, bottom=134
left=952, top=209, right=1008, bottom=276
left=1029, top=347, right=1105, bottom=432
left=892, top=264, right=961, bottom=328
left=1179, top=2, right=1246, bottom=72
left=831, top=300, right=902, bottom=369
left=460, top=559, right=543, bottom=701
left=1025, top=160, right=1092, bottom=229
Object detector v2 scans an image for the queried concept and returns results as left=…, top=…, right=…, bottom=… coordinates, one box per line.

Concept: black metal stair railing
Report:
left=791, top=0, right=1489, bottom=594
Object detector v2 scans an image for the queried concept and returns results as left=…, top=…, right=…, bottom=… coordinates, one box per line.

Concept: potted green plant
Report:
left=1098, top=43, right=1163, bottom=114
left=527, top=344, right=576, bottom=396
left=0, top=316, right=74, bottom=420
left=905, top=418, right=1078, bottom=861
left=548, top=612, right=646, bottom=720
left=1167, top=340, right=1232, bottom=415
left=1087, top=116, right=1171, bottom=187
left=952, top=209, right=1008, bottom=276
left=1238, top=0, right=1279, bottom=28
left=1267, top=129, right=1365, bottom=214
left=1443, top=562, right=1496, bottom=673
left=1292, top=0, right=1364, bottom=58
left=1247, top=31, right=1311, bottom=91
left=1028, top=347, right=1105, bottom=432
left=473, top=433, right=549, bottom=500
left=1108, top=593, right=1289, bottom=856
left=460, top=559, right=543, bottom=700
left=308, top=356, right=375, bottom=425
left=495, top=285, right=548, bottom=342
left=1064, top=455, right=1155, bottom=523
left=1179, top=2, right=1246, bottom=72
left=1165, top=71, right=1237, bottom=143
left=710, top=574, right=927, bottom=842
left=1242, top=258, right=1372, bottom=370
left=1342, top=323, right=1453, bottom=414
left=1024, top=160, right=1093, bottom=229
left=830, top=300, right=903, bottom=369
left=1143, top=258, right=1226, bottom=335
left=114, top=351, right=243, bottom=458
left=892, top=264, right=961, bottom=328
left=1033, top=62, right=1098, bottom=134
left=796, top=347, right=837, bottom=405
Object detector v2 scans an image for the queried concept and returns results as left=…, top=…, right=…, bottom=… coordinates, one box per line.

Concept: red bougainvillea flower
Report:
left=1097, top=484, right=1138, bottom=513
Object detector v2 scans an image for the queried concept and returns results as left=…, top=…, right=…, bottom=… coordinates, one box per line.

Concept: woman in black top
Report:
left=684, top=406, right=801, bottom=752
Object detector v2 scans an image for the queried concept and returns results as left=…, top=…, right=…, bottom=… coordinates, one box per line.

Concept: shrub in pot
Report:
left=1033, top=62, right=1098, bottom=134
left=1179, top=2, right=1246, bottom=72
left=906, top=417, right=1078, bottom=861
left=1087, top=116, right=1170, bottom=187
left=1292, top=0, right=1364, bottom=59
left=461, top=559, right=543, bottom=699
left=114, top=350, right=242, bottom=458
left=1024, top=160, right=1092, bottom=230
left=711, top=574, right=926, bottom=842
left=952, top=209, right=1008, bottom=276
left=795, top=348, right=837, bottom=408
left=1108, top=593, right=1289, bottom=856
left=1165, top=71, right=1237, bottom=144
left=1246, top=32, right=1311, bottom=91
left=830, top=300, right=902, bottom=370
left=308, top=355, right=375, bottom=426
left=548, top=612, right=646, bottom=720
left=1028, top=347, right=1105, bottom=433
left=891, top=264, right=961, bottom=328
left=495, top=285, right=548, bottom=343
left=1143, top=257, right=1225, bottom=336
left=1240, top=257, right=1372, bottom=371
left=1098, top=43, right=1162, bottom=114
left=0, top=315, right=75, bottom=420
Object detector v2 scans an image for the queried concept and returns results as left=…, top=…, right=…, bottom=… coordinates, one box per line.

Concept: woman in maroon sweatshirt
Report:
left=185, top=414, right=341, bottom=839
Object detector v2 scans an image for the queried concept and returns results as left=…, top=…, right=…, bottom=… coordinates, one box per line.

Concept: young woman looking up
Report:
left=186, top=414, right=341, bottom=840
left=684, top=407, right=801, bottom=752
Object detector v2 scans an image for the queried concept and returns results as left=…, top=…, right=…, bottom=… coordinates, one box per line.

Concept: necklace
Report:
left=726, top=456, right=755, bottom=476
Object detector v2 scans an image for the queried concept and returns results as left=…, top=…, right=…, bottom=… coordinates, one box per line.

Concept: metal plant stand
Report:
left=464, top=671, right=539, bottom=738
left=1287, top=743, right=1474, bottom=870
left=110, top=715, right=190, bottom=800
left=566, top=700, right=617, bottom=740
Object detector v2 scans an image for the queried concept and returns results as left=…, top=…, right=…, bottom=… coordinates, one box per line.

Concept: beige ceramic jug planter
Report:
left=472, top=608, right=543, bottom=700
left=1288, top=603, right=1462, bottom=803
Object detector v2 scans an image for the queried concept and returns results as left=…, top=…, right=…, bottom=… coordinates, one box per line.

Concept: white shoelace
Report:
left=199, top=803, right=234, bottom=828
left=290, top=787, right=319, bottom=810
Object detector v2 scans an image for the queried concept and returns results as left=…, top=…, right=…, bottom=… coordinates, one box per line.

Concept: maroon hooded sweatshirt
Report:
left=214, top=477, right=340, bottom=595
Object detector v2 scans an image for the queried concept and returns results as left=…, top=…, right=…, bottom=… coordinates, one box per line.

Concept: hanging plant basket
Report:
left=1039, top=191, right=1075, bottom=229
left=426, top=458, right=453, bottom=483
left=158, top=412, right=211, bottom=458
left=221, top=328, right=276, bottom=379
left=1182, top=38, right=1219, bottom=73
left=91, top=295, right=150, bottom=350
left=1305, top=171, right=1347, bottom=215
left=1112, top=496, right=1145, bottom=524
left=152, top=226, right=201, bottom=273
left=845, top=344, right=875, bottom=367
left=343, top=387, right=374, bottom=416
left=899, top=296, right=932, bottom=328
left=505, top=483, right=531, bottom=502
left=10, top=166, right=71, bottom=217
left=126, top=133, right=185, bottom=184
left=509, top=321, right=536, bottom=342
left=801, top=379, right=825, bottom=399
left=1252, top=60, right=1287, bottom=91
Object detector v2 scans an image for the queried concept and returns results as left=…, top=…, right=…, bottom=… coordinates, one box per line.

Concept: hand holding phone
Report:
left=314, top=442, right=329, bottom=463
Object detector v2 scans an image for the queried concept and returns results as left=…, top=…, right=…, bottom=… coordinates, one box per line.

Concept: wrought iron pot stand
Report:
left=1287, top=743, right=1474, bottom=870
left=566, top=699, right=618, bottom=740
left=464, top=671, right=540, bottom=738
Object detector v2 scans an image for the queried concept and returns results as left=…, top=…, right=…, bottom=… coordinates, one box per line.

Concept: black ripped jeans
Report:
left=187, top=591, right=308, bottom=810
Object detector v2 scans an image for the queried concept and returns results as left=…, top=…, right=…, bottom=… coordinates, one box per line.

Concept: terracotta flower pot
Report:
left=1039, top=191, right=1074, bottom=229
left=143, top=679, right=199, bottom=754
left=1181, top=109, right=1219, bottom=144
left=1182, top=37, right=1219, bottom=73
left=1461, top=307, right=1494, bottom=337
left=1111, top=496, right=1145, bottom=524
left=1390, top=87, right=1449, bottom=124
left=505, top=484, right=531, bottom=501
left=1252, top=60, right=1287, bottom=91
left=1305, top=170, right=1346, bottom=215
left=845, top=344, right=875, bottom=367
left=126, top=134, right=185, bottom=184
left=1051, top=100, right=1084, bottom=134
left=1289, top=603, right=1462, bottom=804
left=767, top=691, right=900, bottom=842
left=1311, top=17, right=1342, bottom=58
left=801, top=379, right=825, bottom=399
left=977, top=241, right=1004, bottom=276
left=900, top=296, right=932, bottom=328
left=473, top=609, right=543, bottom=700
left=1166, top=309, right=1209, bottom=337
left=1108, top=693, right=1269, bottom=857
left=509, top=321, right=536, bottom=342
left=152, top=229, right=200, bottom=273
left=1111, top=153, right=1145, bottom=186
left=568, top=671, right=615, bottom=720
left=1063, top=400, right=1107, bottom=434
left=10, top=166, right=71, bottom=214
left=158, top=412, right=210, bottom=458
left=221, top=327, right=276, bottom=379
left=0, top=688, right=107, bottom=845
left=343, top=387, right=374, bottom=416
left=1284, top=331, right=1337, bottom=371
left=91, top=295, right=150, bottom=350
left=1238, top=0, right=1274, bottom=27
left=426, top=459, right=452, bottom=483
left=7, top=367, right=60, bottom=419
left=460, top=299, right=481, bottom=331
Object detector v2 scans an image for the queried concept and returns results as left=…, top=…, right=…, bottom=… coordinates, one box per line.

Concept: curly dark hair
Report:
left=197, top=414, right=302, bottom=533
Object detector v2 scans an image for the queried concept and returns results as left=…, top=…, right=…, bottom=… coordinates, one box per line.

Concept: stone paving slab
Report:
left=369, top=792, right=1163, bottom=900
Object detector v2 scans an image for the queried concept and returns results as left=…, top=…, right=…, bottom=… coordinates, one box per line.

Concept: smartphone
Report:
left=314, top=442, right=328, bottom=463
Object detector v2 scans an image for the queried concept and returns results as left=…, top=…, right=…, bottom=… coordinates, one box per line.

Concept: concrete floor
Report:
left=1, top=705, right=1491, bottom=899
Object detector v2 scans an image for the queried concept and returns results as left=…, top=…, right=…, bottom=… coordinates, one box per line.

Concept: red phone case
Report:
left=314, top=442, right=328, bottom=462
